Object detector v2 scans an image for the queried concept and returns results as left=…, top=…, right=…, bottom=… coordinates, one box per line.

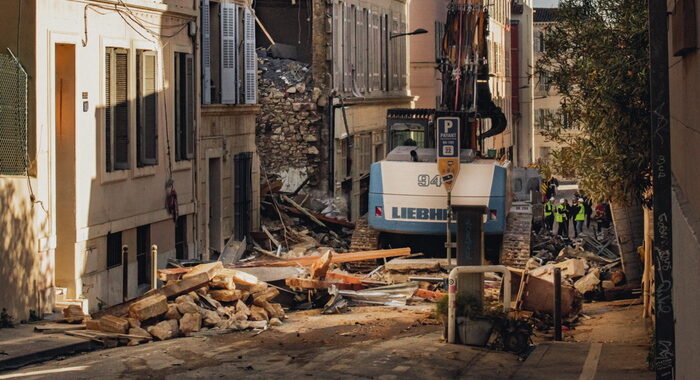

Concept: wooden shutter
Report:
left=105, top=49, right=112, bottom=172
left=220, top=2, right=238, bottom=104
left=138, top=51, right=157, bottom=166
left=201, top=0, right=212, bottom=104
left=332, top=2, right=342, bottom=91
left=355, top=7, right=366, bottom=93
left=343, top=4, right=352, bottom=93
left=380, top=14, right=388, bottom=91
left=185, top=54, right=195, bottom=159
left=114, top=49, right=129, bottom=170
left=243, top=8, right=257, bottom=104
left=399, top=18, right=406, bottom=90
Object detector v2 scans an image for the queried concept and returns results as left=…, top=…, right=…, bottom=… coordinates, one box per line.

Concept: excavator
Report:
left=353, top=0, right=538, bottom=266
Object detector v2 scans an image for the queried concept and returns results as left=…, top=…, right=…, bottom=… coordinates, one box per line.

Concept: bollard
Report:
left=122, top=245, right=129, bottom=302
left=553, top=267, right=562, bottom=341
left=151, top=244, right=158, bottom=290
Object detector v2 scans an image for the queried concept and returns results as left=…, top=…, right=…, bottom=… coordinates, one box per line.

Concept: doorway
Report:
left=208, top=157, right=222, bottom=254
left=54, top=44, right=77, bottom=297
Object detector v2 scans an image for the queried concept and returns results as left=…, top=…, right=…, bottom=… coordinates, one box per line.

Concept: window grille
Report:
left=0, top=51, right=28, bottom=175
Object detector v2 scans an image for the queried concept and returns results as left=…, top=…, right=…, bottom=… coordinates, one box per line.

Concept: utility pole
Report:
left=648, top=1, right=675, bottom=378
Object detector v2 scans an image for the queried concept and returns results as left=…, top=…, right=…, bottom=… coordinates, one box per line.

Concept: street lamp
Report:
left=390, top=28, right=428, bottom=39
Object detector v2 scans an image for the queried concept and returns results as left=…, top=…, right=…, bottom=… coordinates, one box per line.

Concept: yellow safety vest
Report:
left=555, top=205, right=567, bottom=223
left=544, top=203, right=554, bottom=217
left=575, top=204, right=586, bottom=221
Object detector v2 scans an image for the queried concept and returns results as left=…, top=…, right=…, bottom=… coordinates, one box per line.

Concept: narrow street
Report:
left=0, top=303, right=652, bottom=380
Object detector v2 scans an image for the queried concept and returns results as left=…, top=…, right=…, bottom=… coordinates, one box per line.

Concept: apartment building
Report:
left=254, top=0, right=412, bottom=221
left=0, top=0, right=259, bottom=319
left=511, top=0, right=534, bottom=167
left=531, top=7, right=570, bottom=164
left=198, top=0, right=260, bottom=259
left=481, top=0, right=514, bottom=159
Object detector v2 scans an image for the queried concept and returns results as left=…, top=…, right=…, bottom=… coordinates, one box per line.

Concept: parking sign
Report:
left=436, top=117, right=460, bottom=191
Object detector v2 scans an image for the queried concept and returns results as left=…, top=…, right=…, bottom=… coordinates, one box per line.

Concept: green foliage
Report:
left=0, top=308, right=14, bottom=328
left=536, top=0, right=651, bottom=204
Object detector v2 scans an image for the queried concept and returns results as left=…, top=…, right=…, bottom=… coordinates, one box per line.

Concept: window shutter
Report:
left=186, top=54, right=195, bottom=159
left=243, top=8, right=257, bottom=104
left=343, top=4, right=351, bottom=92
left=105, top=49, right=112, bottom=172
left=332, top=2, right=342, bottom=91
left=138, top=51, right=157, bottom=166
left=220, top=2, right=238, bottom=104
left=391, top=16, right=399, bottom=90
left=114, top=49, right=129, bottom=170
left=202, top=0, right=212, bottom=104
left=380, top=14, right=387, bottom=91
left=399, top=19, right=406, bottom=90
left=355, top=7, right=366, bottom=93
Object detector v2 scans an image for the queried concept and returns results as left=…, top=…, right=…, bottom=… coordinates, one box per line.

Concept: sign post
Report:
left=437, top=117, right=461, bottom=265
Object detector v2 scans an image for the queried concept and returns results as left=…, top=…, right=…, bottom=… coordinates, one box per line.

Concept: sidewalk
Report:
left=0, top=322, right=99, bottom=372
left=513, top=341, right=653, bottom=380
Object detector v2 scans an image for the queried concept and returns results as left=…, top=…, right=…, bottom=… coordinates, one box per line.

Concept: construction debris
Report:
left=48, top=262, right=288, bottom=348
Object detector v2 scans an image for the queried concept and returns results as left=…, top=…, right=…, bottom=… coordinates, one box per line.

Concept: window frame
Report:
left=106, top=231, right=123, bottom=269
left=136, top=49, right=158, bottom=168
left=175, top=51, right=195, bottom=162
left=104, top=46, right=130, bottom=174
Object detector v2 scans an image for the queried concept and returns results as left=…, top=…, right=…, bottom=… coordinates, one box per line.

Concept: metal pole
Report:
left=122, top=245, right=128, bottom=302
left=553, top=267, right=562, bottom=341
left=446, top=191, right=453, bottom=266
left=649, top=0, right=675, bottom=377
left=151, top=244, right=158, bottom=290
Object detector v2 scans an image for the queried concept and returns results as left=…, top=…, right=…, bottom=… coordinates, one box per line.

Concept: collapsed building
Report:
left=254, top=0, right=412, bottom=221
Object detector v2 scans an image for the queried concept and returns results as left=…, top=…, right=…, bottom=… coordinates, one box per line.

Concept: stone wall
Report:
left=256, top=53, right=324, bottom=187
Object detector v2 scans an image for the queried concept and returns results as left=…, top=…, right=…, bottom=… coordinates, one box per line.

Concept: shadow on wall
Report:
left=0, top=179, right=52, bottom=322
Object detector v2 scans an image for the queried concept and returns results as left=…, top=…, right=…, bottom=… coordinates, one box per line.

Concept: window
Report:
left=175, top=52, right=194, bottom=161
left=201, top=1, right=257, bottom=105
left=175, top=216, right=187, bottom=260
left=107, top=231, right=122, bottom=269
left=137, top=225, right=150, bottom=285
left=234, top=152, right=253, bottom=240
left=137, top=50, right=157, bottom=167
left=105, top=47, right=129, bottom=172
left=537, top=73, right=550, bottom=93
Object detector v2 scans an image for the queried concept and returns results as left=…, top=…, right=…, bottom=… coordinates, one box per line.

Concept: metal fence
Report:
left=0, top=50, right=28, bottom=175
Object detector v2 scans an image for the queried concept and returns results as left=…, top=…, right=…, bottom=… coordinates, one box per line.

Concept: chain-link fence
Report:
left=0, top=51, right=28, bottom=175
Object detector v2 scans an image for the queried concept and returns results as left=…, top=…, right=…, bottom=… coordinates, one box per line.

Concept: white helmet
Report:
left=559, top=199, right=565, bottom=204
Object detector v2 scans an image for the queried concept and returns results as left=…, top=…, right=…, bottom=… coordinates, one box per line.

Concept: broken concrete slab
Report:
left=128, top=294, right=168, bottom=321
left=574, top=268, right=601, bottom=295
left=147, top=320, right=178, bottom=341
left=179, top=313, right=202, bottom=336
left=209, top=289, right=244, bottom=302
left=98, top=315, right=129, bottom=334
left=182, top=262, right=223, bottom=281
left=385, top=258, right=445, bottom=273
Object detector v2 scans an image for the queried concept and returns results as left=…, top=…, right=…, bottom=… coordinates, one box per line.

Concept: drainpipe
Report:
left=447, top=265, right=511, bottom=344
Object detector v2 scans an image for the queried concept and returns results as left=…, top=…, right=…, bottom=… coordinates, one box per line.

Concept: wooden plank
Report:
left=92, top=272, right=210, bottom=319
left=277, top=204, right=355, bottom=228
left=414, top=288, right=446, bottom=301
left=285, top=277, right=365, bottom=290
left=34, top=325, right=86, bottom=334
left=240, top=248, right=412, bottom=268
left=65, top=330, right=152, bottom=340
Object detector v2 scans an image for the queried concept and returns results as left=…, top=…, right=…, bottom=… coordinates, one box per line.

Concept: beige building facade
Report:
left=0, top=0, right=259, bottom=320
left=666, top=2, right=700, bottom=377
left=408, top=0, right=448, bottom=109
left=532, top=7, right=571, bottom=164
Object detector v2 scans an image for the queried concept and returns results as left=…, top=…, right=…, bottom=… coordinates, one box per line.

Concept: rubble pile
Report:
left=51, top=262, right=286, bottom=347
left=256, top=51, right=325, bottom=185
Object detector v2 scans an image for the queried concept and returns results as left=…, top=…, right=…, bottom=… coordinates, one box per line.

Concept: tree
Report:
left=536, top=0, right=650, bottom=204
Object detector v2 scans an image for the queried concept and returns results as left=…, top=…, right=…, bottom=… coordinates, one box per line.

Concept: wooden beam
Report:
left=92, top=272, right=210, bottom=319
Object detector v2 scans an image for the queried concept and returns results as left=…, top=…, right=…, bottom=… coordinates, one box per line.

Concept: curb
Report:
left=0, top=340, right=101, bottom=373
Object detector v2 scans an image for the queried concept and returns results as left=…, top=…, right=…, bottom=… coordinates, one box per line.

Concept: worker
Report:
left=544, top=197, right=555, bottom=232
left=574, top=198, right=586, bottom=237
left=583, top=196, right=593, bottom=229
left=556, top=199, right=569, bottom=238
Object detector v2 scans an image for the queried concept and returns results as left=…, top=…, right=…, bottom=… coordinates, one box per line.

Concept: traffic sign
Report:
left=436, top=116, right=460, bottom=191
